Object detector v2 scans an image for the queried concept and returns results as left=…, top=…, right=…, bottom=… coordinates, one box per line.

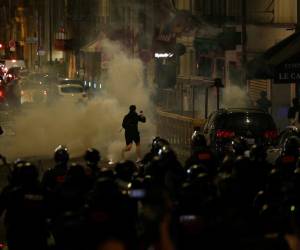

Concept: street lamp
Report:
left=204, top=78, right=224, bottom=119
left=214, top=78, right=224, bottom=110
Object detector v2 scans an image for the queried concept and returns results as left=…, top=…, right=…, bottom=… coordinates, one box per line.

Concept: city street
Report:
left=0, top=0, right=300, bottom=250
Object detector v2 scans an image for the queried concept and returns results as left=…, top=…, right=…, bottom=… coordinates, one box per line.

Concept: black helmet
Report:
left=8, top=158, right=27, bottom=185
left=98, top=167, right=115, bottom=179
left=250, top=144, right=267, bottom=161
left=151, top=137, right=161, bottom=152
left=157, top=144, right=177, bottom=162
left=54, top=145, right=69, bottom=164
left=283, top=136, right=300, bottom=156
left=114, top=160, right=137, bottom=182
left=186, top=164, right=208, bottom=182
left=66, top=163, right=86, bottom=183
left=84, top=148, right=101, bottom=165
left=233, top=138, right=249, bottom=156
left=151, top=137, right=170, bottom=155
left=16, top=161, right=39, bottom=186
left=191, top=130, right=206, bottom=149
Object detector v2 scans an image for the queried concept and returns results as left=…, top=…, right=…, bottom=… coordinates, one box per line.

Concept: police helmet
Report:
left=191, top=130, right=207, bottom=148
left=233, top=138, right=249, bottom=156
left=98, top=167, right=115, bottom=179
left=283, top=136, right=300, bottom=156
left=151, top=137, right=169, bottom=155
left=14, top=161, right=39, bottom=185
left=186, top=164, right=208, bottom=182
left=157, top=144, right=177, bottom=162
left=54, top=145, right=69, bottom=164
left=8, top=158, right=27, bottom=185
left=250, top=144, right=267, bottom=161
left=67, top=163, right=86, bottom=179
left=114, top=160, right=137, bottom=182
left=84, top=148, right=101, bottom=165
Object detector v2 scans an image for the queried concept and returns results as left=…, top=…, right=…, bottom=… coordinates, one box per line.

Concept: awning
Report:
left=247, top=31, right=300, bottom=81
left=81, top=39, right=101, bottom=53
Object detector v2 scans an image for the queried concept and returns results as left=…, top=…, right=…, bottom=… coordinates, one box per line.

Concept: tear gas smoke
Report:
left=222, top=85, right=253, bottom=109
left=1, top=39, right=156, bottom=162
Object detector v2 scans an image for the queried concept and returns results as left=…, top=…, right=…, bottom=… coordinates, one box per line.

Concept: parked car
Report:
left=0, top=59, right=26, bottom=70
left=203, top=108, right=278, bottom=156
left=58, top=79, right=85, bottom=86
left=57, top=83, right=88, bottom=104
left=19, top=73, right=56, bottom=104
left=59, top=79, right=102, bottom=97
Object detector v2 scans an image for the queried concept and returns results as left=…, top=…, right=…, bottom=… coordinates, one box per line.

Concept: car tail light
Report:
left=216, top=130, right=235, bottom=138
left=264, top=130, right=277, bottom=139
left=0, top=90, right=4, bottom=98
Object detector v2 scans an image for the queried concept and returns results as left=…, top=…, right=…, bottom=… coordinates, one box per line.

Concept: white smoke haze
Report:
left=222, top=85, right=252, bottom=109
left=1, top=39, right=156, bottom=162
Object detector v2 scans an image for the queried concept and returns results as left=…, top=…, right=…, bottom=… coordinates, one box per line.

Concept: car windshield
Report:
left=218, top=113, right=276, bottom=131
left=61, top=86, right=83, bottom=93
left=59, top=80, right=84, bottom=86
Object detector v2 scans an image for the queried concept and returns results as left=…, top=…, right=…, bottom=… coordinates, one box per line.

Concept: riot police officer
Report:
left=84, top=148, right=101, bottom=185
left=0, top=161, right=47, bottom=250
left=41, top=145, right=70, bottom=218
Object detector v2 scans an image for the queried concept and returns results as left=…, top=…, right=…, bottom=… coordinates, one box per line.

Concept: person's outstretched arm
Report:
left=138, top=111, right=146, bottom=123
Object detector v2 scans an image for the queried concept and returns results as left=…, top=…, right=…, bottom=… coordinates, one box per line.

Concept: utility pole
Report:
left=296, top=0, right=300, bottom=98
left=297, top=0, right=300, bottom=31
left=241, top=0, right=247, bottom=87
left=49, top=0, right=53, bottom=64
left=37, top=12, right=41, bottom=70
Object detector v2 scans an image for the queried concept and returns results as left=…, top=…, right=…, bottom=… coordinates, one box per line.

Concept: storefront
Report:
left=80, top=39, right=102, bottom=82
left=247, top=31, right=300, bottom=130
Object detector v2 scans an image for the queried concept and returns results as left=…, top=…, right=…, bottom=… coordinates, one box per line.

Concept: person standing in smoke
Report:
left=256, top=91, right=271, bottom=112
left=288, top=97, right=300, bottom=127
left=121, top=105, right=146, bottom=162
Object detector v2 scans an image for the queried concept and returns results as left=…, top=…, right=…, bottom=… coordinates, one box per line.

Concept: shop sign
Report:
left=275, top=57, right=300, bottom=83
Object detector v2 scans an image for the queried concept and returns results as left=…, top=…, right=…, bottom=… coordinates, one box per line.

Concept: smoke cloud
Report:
left=222, top=85, right=253, bottom=109
left=1, top=39, right=156, bottom=162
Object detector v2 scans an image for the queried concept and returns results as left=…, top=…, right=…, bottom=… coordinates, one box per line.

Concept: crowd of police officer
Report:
left=0, top=133, right=300, bottom=250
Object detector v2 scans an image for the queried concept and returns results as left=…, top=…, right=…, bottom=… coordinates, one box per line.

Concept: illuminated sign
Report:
left=154, top=53, right=174, bottom=58
left=274, top=54, right=300, bottom=83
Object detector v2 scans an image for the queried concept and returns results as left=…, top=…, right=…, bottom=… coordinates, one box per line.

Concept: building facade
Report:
left=171, top=0, right=298, bottom=129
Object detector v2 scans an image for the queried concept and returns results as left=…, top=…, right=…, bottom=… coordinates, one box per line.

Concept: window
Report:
left=197, top=57, right=213, bottom=77
left=215, top=59, right=225, bottom=79
left=195, top=0, right=227, bottom=18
